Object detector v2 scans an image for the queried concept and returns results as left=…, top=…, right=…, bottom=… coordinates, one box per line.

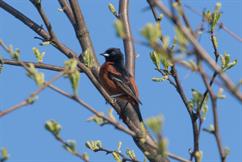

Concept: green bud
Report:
left=145, top=115, right=163, bottom=134
left=150, top=50, right=161, bottom=69
left=1, top=147, right=9, bottom=161
left=64, top=59, right=80, bottom=95
left=114, top=19, right=126, bottom=38
left=85, top=140, right=102, bottom=151
left=64, top=140, right=77, bottom=155
left=32, top=47, right=45, bottom=63
left=217, top=88, right=226, bottom=99
left=126, top=149, right=136, bottom=160
left=45, top=120, right=62, bottom=136
left=87, top=114, right=107, bottom=125
left=82, top=48, right=95, bottom=68
left=194, top=151, right=203, bottom=162
left=141, top=23, right=161, bottom=44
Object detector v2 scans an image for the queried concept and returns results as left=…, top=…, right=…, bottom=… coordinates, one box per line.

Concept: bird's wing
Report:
left=108, top=72, right=142, bottom=105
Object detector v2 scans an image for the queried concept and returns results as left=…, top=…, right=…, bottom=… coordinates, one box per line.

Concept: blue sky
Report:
left=0, top=0, right=241, bottom=162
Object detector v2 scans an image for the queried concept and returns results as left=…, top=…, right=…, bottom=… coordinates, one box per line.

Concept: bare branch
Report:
left=48, top=84, right=136, bottom=137
left=0, top=0, right=76, bottom=58
left=119, top=0, right=136, bottom=76
left=58, top=0, right=76, bottom=25
left=0, top=72, right=64, bottom=118
left=1, top=58, right=64, bottom=72
left=68, top=0, right=98, bottom=65
left=199, top=66, right=226, bottom=162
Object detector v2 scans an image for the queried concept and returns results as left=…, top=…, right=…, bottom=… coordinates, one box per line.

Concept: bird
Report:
left=99, top=48, right=143, bottom=121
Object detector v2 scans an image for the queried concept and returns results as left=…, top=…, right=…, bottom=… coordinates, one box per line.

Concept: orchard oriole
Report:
left=99, top=48, right=143, bottom=121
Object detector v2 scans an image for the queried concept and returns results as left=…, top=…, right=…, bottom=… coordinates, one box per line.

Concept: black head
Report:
left=100, top=48, right=124, bottom=63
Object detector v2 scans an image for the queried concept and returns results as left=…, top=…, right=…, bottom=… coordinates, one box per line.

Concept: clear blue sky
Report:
left=0, top=0, right=241, bottom=162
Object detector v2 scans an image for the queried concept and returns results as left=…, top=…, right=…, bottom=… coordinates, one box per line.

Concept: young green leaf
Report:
left=152, top=76, right=168, bottom=82
left=217, top=88, right=226, bottom=99
left=158, top=138, right=168, bottom=158
left=64, top=59, right=80, bottom=95
left=82, top=153, right=89, bottom=161
left=145, top=115, right=163, bottom=134
left=126, top=149, right=136, bottom=160
left=32, top=47, right=45, bottom=63
left=224, top=147, right=230, bottom=157
left=1, top=147, right=9, bottom=161
left=85, top=140, right=102, bottom=151
left=117, top=141, right=122, bottom=153
left=181, top=60, right=197, bottom=71
left=112, top=152, right=121, bottom=162
left=26, top=95, right=38, bottom=105
left=87, top=114, right=107, bottom=125
left=150, top=50, right=161, bottom=69
left=45, top=120, right=62, bottom=136
left=108, top=108, right=116, bottom=121
left=26, top=63, right=45, bottom=86
left=220, top=53, right=238, bottom=71
left=83, top=49, right=95, bottom=68
left=141, top=23, right=161, bottom=44
left=108, top=3, right=118, bottom=17
left=114, top=20, right=126, bottom=38
left=64, top=140, right=77, bottom=155
left=194, top=151, right=203, bottom=162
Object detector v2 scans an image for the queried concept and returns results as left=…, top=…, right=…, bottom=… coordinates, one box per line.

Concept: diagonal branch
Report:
left=0, top=0, right=75, bottom=59
left=58, top=0, right=76, bottom=25
left=68, top=0, right=98, bottom=65
left=0, top=72, right=64, bottom=117
left=119, top=0, right=136, bottom=76
left=48, top=84, right=135, bottom=137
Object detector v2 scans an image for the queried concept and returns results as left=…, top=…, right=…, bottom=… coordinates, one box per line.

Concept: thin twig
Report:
left=1, top=58, right=64, bottom=72
left=175, top=0, right=194, bottom=36
left=58, top=0, right=76, bottom=25
left=0, top=72, right=64, bottom=117
left=95, top=148, right=139, bottom=162
left=54, top=135, right=89, bottom=162
left=184, top=4, right=242, bottom=43
left=199, top=66, right=226, bottom=162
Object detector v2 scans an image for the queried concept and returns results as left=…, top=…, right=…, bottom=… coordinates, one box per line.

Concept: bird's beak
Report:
left=100, top=53, right=110, bottom=57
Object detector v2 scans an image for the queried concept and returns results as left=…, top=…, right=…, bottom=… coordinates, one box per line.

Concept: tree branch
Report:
left=119, top=0, right=136, bottom=76
left=1, top=58, right=64, bottom=72
left=68, top=0, right=98, bottom=65
left=48, top=84, right=136, bottom=137
left=199, top=66, right=226, bottom=162
left=0, top=0, right=75, bottom=59
left=0, top=72, right=64, bottom=118
left=58, top=0, right=76, bottom=26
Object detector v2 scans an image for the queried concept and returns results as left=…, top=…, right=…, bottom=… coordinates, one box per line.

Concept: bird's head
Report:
left=100, top=48, right=124, bottom=63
